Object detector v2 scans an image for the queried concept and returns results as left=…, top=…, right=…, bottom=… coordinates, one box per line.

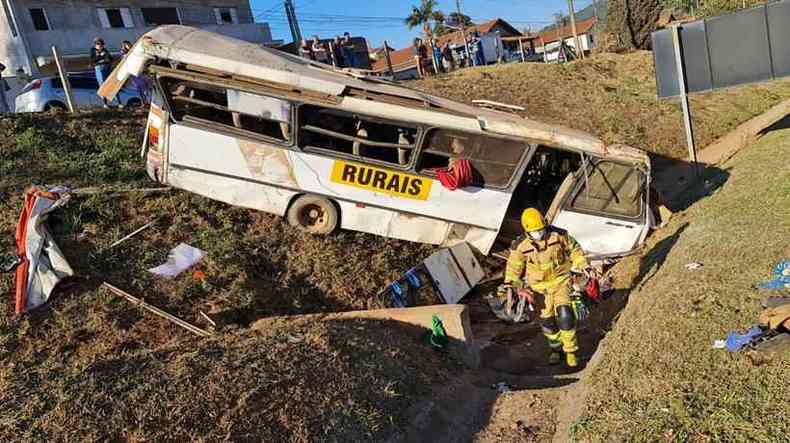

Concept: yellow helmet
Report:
left=521, top=208, right=546, bottom=232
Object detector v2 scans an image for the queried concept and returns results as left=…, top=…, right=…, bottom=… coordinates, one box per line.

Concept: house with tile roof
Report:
left=371, top=18, right=521, bottom=79
left=536, top=17, right=598, bottom=61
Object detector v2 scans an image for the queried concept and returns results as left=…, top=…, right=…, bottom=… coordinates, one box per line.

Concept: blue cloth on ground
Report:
left=725, top=326, right=764, bottom=352
left=756, top=260, right=790, bottom=290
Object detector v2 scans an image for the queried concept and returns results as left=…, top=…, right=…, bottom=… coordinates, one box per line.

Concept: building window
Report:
left=98, top=8, right=134, bottom=28
left=29, top=8, right=50, bottom=31
left=141, top=8, right=181, bottom=26
left=213, top=7, right=238, bottom=24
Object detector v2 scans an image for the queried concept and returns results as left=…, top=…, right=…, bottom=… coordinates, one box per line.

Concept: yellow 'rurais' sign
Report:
left=330, top=160, right=433, bottom=200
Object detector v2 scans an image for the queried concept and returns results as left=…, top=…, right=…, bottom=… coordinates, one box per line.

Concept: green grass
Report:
left=573, top=123, right=790, bottom=440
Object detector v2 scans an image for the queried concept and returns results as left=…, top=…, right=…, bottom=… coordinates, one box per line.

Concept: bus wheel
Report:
left=287, top=195, right=338, bottom=235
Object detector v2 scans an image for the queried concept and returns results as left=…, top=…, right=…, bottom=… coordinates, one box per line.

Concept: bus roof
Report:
left=100, top=26, right=646, bottom=163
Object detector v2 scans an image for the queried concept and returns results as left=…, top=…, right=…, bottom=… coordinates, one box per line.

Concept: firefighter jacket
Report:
left=504, top=228, right=589, bottom=292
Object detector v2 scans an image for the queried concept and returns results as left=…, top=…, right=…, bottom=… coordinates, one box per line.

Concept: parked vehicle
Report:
left=102, top=26, right=652, bottom=258
left=15, top=72, right=142, bottom=112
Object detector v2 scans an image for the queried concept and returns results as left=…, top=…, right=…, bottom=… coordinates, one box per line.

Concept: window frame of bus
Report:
left=564, top=159, right=647, bottom=222
left=295, top=103, right=422, bottom=171
left=415, top=127, right=531, bottom=190
left=156, top=74, right=296, bottom=148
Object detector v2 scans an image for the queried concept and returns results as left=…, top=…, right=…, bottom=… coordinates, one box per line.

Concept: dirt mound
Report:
left=0, top=316, right=457, bottom=441
left=412, top=53, right=790, bottom=159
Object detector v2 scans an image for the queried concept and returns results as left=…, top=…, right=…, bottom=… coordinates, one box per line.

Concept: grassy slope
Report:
left=413, top=52, right=790, bottom=159
left=574, top=125, right=790, bottom=440
left=0, top=111, right=451, bottom=440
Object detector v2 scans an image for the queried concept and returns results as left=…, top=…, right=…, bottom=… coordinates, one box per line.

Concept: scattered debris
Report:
left=148, top=243, right=206, bottom=279
left=725, top=326, right=765, bottom=352
left=712, top=339, right=726, bottom=349
left=684, top=262, right=704, bottom=271
left=427, top=314, right=449, bottom=350
left=72, top=186, right=173, bottom=196
left=762, top=296, right=790, bottom=309
left=0, top=252, right=21, bottom=273
left=13, top=187, right=74, bottom=314
left=200, top=311, right=217, bottom=328
left=755, top=260, right=790, bottom=290
left=107, top=220, right=156, bottom=249
left=423, top=242, right=485, bottom=304
left=102, top=283, right=211, bottom=337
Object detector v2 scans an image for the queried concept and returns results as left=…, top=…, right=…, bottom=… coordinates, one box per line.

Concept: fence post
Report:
left=670, top=25, right=699, bottom=175
left=51, top=45, right=75, bottom=113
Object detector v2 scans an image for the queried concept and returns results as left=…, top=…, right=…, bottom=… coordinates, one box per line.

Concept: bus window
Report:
left=298, top=104, right=418, bottom=166
left=160, top=76, right=292, bottom=143
left=418, top=129, right=525, bottom=188
left=570, top=161, right=644, bottom=218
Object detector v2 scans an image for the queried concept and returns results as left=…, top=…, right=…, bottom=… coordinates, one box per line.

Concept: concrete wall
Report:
left=8, top=0, right=268, bottom=59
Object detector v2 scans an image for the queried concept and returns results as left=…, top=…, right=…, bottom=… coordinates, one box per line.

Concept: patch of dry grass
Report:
left=413, top=52, right=790, bottom=158
left=573, top=123, right=790, bottom=440
left=0, top=110, right=451, bottom=440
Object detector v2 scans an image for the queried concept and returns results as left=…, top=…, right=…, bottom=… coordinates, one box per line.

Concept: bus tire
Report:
left=287, top=195, right=339, bottom=235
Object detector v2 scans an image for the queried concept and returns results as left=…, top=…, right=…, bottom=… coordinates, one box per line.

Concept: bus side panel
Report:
left=166, top=124, right=298, bottom=216
left=336, top=202, right=499, bottom=254
left=167, top=166, right=297, bottom=216
left=288, top=153, right=513, bottom=231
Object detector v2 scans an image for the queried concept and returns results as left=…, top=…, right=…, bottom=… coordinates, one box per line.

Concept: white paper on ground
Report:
left=148, top=243, right=206, bottom=279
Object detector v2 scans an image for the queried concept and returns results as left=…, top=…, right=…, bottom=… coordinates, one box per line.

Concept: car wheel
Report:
left=44, top=102, right=67, bottom=113
left=286, top=195, right=339, bottom=235
left=126, top=98, right=142, bottom=108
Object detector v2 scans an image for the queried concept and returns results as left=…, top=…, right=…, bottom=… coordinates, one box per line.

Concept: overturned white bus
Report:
left=100, top=26, right=652, bottom=258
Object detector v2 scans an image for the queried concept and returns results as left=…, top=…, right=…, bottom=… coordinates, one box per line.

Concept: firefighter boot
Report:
left=541, top=317, right=563, bottom=365
left=556, top=305, right=579, bottom=368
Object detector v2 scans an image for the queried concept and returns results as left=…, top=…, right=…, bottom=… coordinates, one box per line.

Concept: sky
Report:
left=250, top=0, right=596, bottom=49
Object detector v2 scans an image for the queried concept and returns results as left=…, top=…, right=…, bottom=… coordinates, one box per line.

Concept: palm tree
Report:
left=405, top=0, right=444, bottom=42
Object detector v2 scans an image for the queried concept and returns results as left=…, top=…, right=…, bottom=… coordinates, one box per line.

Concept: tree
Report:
left=433, top=11, right=473, bottom=36
left=405, top=0, right=445, bottom=41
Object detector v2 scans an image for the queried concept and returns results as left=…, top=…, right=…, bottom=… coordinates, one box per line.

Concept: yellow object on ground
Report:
left=565, top=352, right=579, bottom=367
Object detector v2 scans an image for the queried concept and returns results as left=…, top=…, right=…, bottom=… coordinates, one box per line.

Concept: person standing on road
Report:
left=298, top=39, right=315, bottom=61
left=331, top=36, right=345, bottom=67
left=341, top=32, right=356, bottom=68
left=90, top=38, right=113, bottom=107
left=504, top=208, right=594, bottom=368
left=441, top=43, right=454, bottom=72
left=311, top=36, right=329, bottom=64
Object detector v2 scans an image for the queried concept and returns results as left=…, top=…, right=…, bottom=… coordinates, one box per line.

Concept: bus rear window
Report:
left=418, top=129, right=525, bottom=188
left=298, top=104, right=418, bottom=166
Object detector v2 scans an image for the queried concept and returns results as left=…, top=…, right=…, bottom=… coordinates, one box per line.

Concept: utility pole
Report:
left=284, top=0, right=302, bottom=43
left=567, top=0, right=584, bottom=59
left=592, top=0, right=600, bottom=35
left=456, top=0, right=472, bottom=66
left=383, top=40, right=394, bottom=77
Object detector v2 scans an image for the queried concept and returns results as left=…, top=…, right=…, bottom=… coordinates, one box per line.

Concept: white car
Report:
left=15, top=72, right=142, bottom=112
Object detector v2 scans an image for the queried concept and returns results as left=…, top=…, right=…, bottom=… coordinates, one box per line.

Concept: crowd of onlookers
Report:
left=298, top=32, right=358, bottom=68
left=413, top=32, right=487, bottom=79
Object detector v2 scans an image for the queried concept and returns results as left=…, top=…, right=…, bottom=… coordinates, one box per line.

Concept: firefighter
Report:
left=504, top=208, right=592, bottom=367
